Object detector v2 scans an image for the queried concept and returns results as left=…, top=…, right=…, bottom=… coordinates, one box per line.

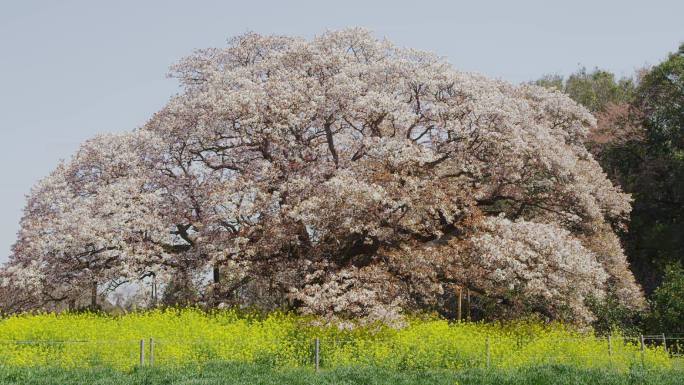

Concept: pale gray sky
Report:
left=1, top=0, right=682, bottom=262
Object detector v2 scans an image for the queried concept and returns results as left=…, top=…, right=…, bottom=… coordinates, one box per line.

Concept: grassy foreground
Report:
left=0, top=362, right=682, bottom=385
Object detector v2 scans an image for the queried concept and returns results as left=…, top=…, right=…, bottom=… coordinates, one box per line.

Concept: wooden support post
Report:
left=456, top=286, right=462, bottom=322
left=662, top=333, right=667, bottom=354
left=213, top=264, right=220, bottom=284
left=91, top=281, right=98, bottom=309
left=139, top=339, right=145, bottom=367
left=314, top=338, right=320, bottom=372
left=151, top=274, right=157, bottom=307
left=466, top=289, right=471, bottom=321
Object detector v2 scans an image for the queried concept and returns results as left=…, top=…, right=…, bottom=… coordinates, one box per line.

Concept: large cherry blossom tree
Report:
left=1, top=29, right=644, bottom=323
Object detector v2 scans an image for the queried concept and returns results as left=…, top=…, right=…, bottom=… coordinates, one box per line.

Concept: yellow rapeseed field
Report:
left=0, top=309, right=671, bottom=371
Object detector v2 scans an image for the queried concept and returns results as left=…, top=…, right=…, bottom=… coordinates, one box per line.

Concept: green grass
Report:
left=0, top=362, right=681, bottom=385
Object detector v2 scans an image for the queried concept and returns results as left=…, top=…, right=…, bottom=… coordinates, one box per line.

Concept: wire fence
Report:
left=0, top=334, right=682, bottom=371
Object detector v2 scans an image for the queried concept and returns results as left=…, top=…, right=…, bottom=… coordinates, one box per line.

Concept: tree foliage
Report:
left=535, top=68, right=636, bottom=113
left=647, top=263, right=684, bottom=333
left=1, top=29, right=643, bottom=323
left=626, top=45, right=684, bottom=292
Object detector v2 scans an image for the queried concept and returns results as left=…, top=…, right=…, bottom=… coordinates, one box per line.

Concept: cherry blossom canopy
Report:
left=2, top=29, right=643, bottom=322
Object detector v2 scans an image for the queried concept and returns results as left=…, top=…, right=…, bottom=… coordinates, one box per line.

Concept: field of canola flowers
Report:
left=0, top=309, right=673, bottom=372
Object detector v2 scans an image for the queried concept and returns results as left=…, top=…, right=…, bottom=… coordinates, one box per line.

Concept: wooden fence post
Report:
left=662, top=333, right=668, bottom=354
left=314, top=338, right=320, bottom=372
left=139, top=339, right=145, bottom=367
left=640, top=334, right=645, bottom=367
left=149, top=338, right=154, bottom=366
left=608, top=334, right=612, bottom=356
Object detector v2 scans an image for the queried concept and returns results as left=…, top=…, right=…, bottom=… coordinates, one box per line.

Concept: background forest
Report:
left=533, top=43, right=684, bottom=334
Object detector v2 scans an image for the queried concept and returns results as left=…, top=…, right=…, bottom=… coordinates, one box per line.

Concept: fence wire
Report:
left=0, top=335, right=682, bottom=371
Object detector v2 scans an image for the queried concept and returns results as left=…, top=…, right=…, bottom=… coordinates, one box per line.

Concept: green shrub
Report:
left=648, top=264, right=684, bottom=333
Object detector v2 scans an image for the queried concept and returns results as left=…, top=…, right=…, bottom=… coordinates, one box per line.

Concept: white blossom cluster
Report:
left=1, top=29, right=643, bottom=322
